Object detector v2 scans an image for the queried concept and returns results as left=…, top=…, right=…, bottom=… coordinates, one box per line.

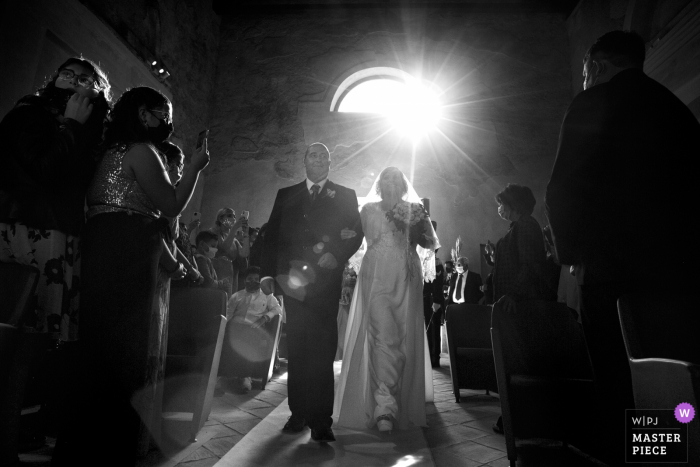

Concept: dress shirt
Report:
left=226, top=288, right=282, bottom=325
left=452, top=271, right=468, bottom=304
left=305, top=177, right=328, bottom=195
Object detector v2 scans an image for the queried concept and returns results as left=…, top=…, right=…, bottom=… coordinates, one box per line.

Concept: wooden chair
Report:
left=445, top=303, right=498, bottom=401
left=618, top=294, right=700, bottom=464
left=0, top=263, right=40, bottom=467
left=219, top=296, right=284, bottom=390
left=162, top=288, right=227, bottom=442
left=491, top=300, right=596, bottom=467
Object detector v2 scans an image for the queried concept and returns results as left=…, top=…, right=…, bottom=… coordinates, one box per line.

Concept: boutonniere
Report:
left=323, top=189, right=336, bottom=199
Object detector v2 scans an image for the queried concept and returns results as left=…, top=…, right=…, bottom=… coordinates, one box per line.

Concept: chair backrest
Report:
left=445, top=303, right=492, bottom=349
left=168, top=288, right=228, bottom=357
left=491, top=299, right=592, bottom=379
left=0, top=263, right=40, bottom=327
left=618, top=294, right=699, bottom=364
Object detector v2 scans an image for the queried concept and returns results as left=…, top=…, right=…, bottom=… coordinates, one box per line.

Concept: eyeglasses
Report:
left=57, top=69, right=101, bottom=90
left=148, top=109, right=172, bottom=124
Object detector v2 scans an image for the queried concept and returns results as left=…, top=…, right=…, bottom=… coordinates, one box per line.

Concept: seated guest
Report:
left=194, top=230, right=230, bottom=292
left=223, top=266, right=282, bottom=393
left=0, top=56, right=111, bottom=340
left=447, top=256, right=484, bottom=305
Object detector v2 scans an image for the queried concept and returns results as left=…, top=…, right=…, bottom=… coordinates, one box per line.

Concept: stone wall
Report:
left=204, top=5, right=572, bottom=267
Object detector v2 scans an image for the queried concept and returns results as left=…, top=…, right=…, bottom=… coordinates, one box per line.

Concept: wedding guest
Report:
left=158, top=140, right=202, bottom=286
left=0, top=57, right=111, bottom=340
left=209, top=207, right=249, bottom=291
left=194, top=230, right=230, bottom=292
left=221, top=266, right=282, bottom=393
left=545, top=30, right=700, bottom=466
left=484, top=184, right=546, bottom=312
left=447, top=256, right=483, bottom=305
left=52, top=86, right=209, bottom=466
left=484, top=183, right=547, bottom=436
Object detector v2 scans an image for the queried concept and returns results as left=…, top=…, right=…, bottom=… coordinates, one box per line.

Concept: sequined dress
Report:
left=334, top=202, right=434, bottom=430
left=54, top=143, right=170, bottom=464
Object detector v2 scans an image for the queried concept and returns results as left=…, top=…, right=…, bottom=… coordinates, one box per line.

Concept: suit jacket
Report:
left=261, top=180, right=364, bottom=308
left=545, top=68, right=700, bottom=286
left=447, top=270, right=483, bottom=305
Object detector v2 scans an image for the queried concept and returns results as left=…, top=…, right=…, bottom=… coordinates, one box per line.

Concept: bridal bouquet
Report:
left=386, top=201, right=429, bottom=244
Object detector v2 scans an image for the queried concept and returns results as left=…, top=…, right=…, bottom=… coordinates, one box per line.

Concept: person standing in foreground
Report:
left=261, top=142, right=363, bottom=442
left=545, top=30, right=700, bottom=466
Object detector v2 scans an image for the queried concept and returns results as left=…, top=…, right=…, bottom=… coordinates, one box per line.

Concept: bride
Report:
left=334, top=166, right=439, bottom=432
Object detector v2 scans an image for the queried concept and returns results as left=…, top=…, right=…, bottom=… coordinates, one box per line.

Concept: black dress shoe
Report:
left=283, top=414, right=307, bottom=432
left=310, top=425, right=336, bottom=443
left=492, top=415, right=504, bottom=434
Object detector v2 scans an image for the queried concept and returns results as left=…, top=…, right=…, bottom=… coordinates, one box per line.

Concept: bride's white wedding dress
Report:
left=334, top=201, right=434, bottom=430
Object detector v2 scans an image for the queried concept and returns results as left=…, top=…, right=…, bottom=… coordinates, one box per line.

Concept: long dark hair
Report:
left=18, top=57, right=112, bottom=151
left=101, top=86, right=170, bottom=150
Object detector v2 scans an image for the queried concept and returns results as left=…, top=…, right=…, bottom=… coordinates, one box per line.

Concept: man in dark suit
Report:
left=261, top=142, right=363, bottom=442
left=447, top=256, right=483, bottom=306
left=545, top=31, right=700, bottom=466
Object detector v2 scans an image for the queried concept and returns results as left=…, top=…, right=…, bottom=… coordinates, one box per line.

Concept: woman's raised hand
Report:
left=191, top=136, right=210, bottom=171
left=64, top=93, right=93, bottom=124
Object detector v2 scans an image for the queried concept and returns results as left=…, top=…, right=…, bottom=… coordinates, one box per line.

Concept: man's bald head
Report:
left=304, top=142, right=331, bottom=183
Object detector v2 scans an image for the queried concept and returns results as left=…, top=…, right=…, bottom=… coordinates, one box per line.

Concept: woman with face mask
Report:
left=52, top=87, right=209, bottom=465
left=0, top=57, right=111, bottom=341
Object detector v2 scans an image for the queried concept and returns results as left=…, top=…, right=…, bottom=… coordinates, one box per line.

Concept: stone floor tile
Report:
left=463, top=415, right=501, bottom=434
left=427, top=409, right=481, bottom=427
left=180, top=446, right=216, bottom=463
left=202, top=435, right=243, bottom=456
left=423, top=425, right=490, bottom=449
left=176, top=457, right=219, bottom=467
left=209, top=407, right=259, bottom=424
left=431, top=447, right=486, bottom=467
left=472, top=434, right=507, bottom=452
left=253, top=390, right=287, bottom=405
left=224, top=418, right=263, bottom=435
left=244, top=405, right=277, bottom=418
left=199, top=423, right=238, bottom=439
left=443, top=441, right=507, bottom=464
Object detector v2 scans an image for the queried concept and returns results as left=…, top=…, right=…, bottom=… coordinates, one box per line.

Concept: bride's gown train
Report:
left=334, top=202, right=434, bottom=430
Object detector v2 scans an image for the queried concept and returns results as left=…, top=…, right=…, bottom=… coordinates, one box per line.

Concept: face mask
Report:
left=204, top=246, right=217, bottom=259
left=147, top=119, right=174, bottom=144
left=245, top=279, right=261, bottom=292
left=44, top=86, right=77, bottom=115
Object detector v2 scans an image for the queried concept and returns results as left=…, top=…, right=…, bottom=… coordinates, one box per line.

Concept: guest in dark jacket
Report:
left=545, top=30, right=700, bottom=466
left=447, top=256, right=483, bottom=305
left=0, top=57, right=111, bottom=340
left=485, top=184, right=547, bottom=313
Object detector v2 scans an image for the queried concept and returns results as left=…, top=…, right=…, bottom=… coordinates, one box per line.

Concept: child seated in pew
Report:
left=222, top=266, right=282, bottom=393
left=194, top=231, right=231, bottom=293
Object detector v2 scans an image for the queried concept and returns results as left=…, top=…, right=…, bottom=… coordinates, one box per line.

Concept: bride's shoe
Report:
left=376, top=414, right=393, bottom=433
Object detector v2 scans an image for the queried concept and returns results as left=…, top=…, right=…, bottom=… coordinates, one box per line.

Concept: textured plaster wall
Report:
left=204, top=6, right=572, bottom=266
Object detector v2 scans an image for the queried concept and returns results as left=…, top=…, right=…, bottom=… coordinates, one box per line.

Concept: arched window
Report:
left=332, top=67, right=442, bottom=137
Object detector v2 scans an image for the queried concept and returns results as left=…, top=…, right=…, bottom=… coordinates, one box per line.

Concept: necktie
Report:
left=310, top=184, right=320, bottom=201
left=455, top=274, right=463, bottom=301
